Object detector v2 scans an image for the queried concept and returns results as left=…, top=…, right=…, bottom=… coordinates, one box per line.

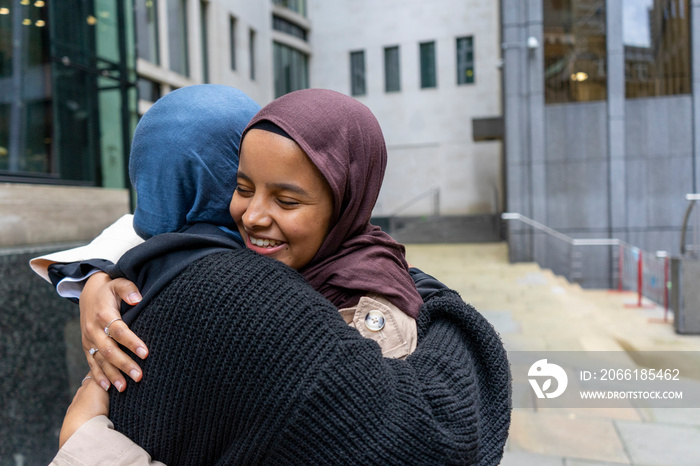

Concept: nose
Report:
left=241, top=194, right=272, bottom=230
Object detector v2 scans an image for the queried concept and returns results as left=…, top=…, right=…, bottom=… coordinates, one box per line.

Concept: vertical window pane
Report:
left=350, top=50, right=365, bottom=96
left=274, top=41, right=308, bottom=97
left=230, top=15, right=236, bottom=70
left=457, top=36, right=475, bottom=84
left=249, top=28, right=256, bottom=80
left=0, top=4, right=11, bottom=79
left=420, top=41, right=436, bottom=88
left=384, top=46, right=400, bottom=92
left=544, top=0, right=607, bottom=103
left=168, top=0, right=189, bottom=76
left=200, top=0, right=208, bottom=83
left=624, top=0, right=690, bottom=98
left=0, top=0, right=52, bottom=175
left=135, top=0, right=159, bottom=63
left=0, top=104, right=9, bottom=171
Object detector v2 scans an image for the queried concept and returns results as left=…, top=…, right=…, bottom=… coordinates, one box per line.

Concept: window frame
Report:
left=384, top=45, right=401, bottom=93
left=350, top=50, right=366, bottom=96
left=419, top=41, right=437, bottom=89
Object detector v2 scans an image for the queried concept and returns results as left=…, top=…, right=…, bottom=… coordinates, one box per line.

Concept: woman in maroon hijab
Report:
left=230, top=88, right=423, bottom=359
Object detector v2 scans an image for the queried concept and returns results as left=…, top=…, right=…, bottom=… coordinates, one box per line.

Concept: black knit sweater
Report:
left=109, top=248, right=511, bottom=465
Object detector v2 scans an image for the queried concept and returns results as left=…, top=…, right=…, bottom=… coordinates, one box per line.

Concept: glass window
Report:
left=200, top=0, right=208, bottom=83
left=0, top=5, right=11, bottom=79
left=623, top=0, right=690, bottom=98
left=1, top=0, right=137, bottom=186
left=273, top=15, right=307, bottom=41
left=456, top=36, right=475, bottom=84
left=0, top=0, right=52, bottom=176
left=135, top=0, right=159, bottom=64
left=272, top=0, right=306, bottom=17
left=544, top=0, right=607, bottom=103
left=384, top=46, right=400, bottom=92
left=350, top=50, right=365, bottom=96
left=168, top=0, right=189, bottom=77
left=137, top=77, right=162, bottom=102
left=274, top=41, right=308, bottom=97
left=419, top=41, right=436, bottom=88
left=249, top=28, right=256, bottom=80
left=230, top=15, right=236, bottom=70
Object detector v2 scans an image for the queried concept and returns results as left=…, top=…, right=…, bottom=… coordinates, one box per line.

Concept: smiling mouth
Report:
left=249, top=236, right=284, bottom=248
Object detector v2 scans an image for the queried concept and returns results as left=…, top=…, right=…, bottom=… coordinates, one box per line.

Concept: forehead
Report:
left=239, top=129, right=333, bottom=196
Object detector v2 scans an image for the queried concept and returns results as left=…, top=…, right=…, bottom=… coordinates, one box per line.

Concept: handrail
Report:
left=388, top=187, right=440, bottom=218
left=501, top=212, right=620, bottom=246
left=680, top=193, right=700, bottom=256
left=502, top=212, right=670, bottom=313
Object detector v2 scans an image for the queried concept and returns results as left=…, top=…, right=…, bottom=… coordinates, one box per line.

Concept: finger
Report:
left=106, top=319, right=148, bottom=360
left=94, top=353, right=129, bottom=392
left=96, top=338, right=143, bottom=384
left=86, top=356, right=111, bottom=392
left=112, top=278, right=143, bottom=306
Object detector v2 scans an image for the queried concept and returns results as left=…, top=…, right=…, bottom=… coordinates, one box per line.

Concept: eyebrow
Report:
left=237, top=171, right=312, bottom=197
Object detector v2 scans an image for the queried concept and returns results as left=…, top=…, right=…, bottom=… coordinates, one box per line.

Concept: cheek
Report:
left=229, top=194, right=245, bottom=222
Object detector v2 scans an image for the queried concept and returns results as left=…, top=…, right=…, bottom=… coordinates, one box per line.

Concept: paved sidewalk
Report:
left=404, top=243, right=700, bottom=466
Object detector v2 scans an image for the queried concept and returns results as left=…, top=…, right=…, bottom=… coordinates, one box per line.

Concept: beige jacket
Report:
left=49, top=416, right=164, bottom=466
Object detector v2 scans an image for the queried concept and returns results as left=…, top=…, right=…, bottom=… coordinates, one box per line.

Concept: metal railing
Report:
left=502, top=213, right=670, bottom=313
left=387, top=187, right=440, bottom=232
left=680, top=193, right=700, bottom=257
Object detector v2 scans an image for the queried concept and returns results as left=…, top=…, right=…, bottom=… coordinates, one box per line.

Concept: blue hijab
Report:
left=129, top=84, right=261, bottom=239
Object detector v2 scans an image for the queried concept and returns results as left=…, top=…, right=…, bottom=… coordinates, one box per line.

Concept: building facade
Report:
left=309, top=0, right=503, bottom=218
left=502, top=0, right=698, bottom=287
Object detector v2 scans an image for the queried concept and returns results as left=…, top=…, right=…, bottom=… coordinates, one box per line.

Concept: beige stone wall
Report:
left=0, top=183, right=130, bottom=248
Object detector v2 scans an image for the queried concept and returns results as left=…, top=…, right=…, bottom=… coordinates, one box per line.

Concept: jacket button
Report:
left=364, top=310, right=386, bottom=332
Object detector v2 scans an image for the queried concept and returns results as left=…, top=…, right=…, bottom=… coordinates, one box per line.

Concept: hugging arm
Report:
left=30, top=215, right=148, bottom=391
left=267, top=289, right=511, bottom=465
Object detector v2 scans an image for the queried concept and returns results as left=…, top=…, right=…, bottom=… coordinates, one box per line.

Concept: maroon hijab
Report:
left=242, top=89, right=422, bottom=318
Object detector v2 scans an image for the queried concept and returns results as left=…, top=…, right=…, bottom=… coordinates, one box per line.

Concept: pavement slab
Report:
left=615, top=420, right=700, bottom=466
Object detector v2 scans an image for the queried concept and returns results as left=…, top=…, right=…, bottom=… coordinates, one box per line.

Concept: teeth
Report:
left=250, top=237, right=282, bottom=248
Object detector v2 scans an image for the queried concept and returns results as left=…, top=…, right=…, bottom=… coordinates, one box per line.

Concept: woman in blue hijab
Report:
left=34, top=84, right=261, bottom=387
left=130, top=84, right=261, bottom=240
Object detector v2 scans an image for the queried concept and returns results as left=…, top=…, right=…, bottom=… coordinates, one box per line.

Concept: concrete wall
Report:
left=0, top=183, right=130, bottom=249
left=309, top=0, right=503, bottom=217
left=625, top=96, right=694, bottom=255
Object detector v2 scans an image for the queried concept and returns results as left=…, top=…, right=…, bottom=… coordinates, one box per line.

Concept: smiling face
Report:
left=229, top=128, right=334, bottom=270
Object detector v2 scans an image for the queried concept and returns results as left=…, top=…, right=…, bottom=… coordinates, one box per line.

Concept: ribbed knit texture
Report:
left=109, top=249, right=510, bottom=465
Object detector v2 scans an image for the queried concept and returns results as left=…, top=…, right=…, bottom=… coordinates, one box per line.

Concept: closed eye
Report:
left=277, top=198, right=300, bottom=207
left=235, top=185, right=254, bottom=197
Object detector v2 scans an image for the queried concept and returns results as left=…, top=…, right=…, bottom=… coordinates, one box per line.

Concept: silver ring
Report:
left=104, top=318, right=123, bottom=337
left=81, top=375, right=92, bottom=384
left=89, top=347, right=99, bottom=355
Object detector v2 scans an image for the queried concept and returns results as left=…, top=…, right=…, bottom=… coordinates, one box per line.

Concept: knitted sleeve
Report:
left=108, top=249, right=510, bottom=466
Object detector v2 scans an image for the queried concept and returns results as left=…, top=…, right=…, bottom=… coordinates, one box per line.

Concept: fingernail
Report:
left=129, top=369, right=140, bottom=381
left=100, top=381, right=110, bottom=391
left=115, top=381, right=124, bottom=392
left=136, top=347, right=147, bottom=359
left=127, top=293, right=142, bottom=304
